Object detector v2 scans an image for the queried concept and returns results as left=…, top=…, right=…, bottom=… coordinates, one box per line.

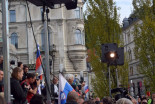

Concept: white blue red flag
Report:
left=84, top=85, right=89, bottom=94
left=59, top=74, right=74, bottom=104
left=35, top=44, right=43, bottom=80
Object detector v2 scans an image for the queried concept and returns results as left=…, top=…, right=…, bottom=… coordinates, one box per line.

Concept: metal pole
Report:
left=87, top=71, right=90, bottom=99
left=44, top=9, right=51, bottom=104
left=2, top=0, right=11, bottom=103
left=116, top=68, right=119, bottom=88
left=108, top=64, right=111, bottom=97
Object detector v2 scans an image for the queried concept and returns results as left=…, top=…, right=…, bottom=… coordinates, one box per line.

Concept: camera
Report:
left=111, top=88, right=131, bottom=101
left=32, top=78, right=40, bottom=87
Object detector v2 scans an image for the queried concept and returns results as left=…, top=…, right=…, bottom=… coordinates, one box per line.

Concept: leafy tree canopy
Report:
left=132, top=0, right=155, bottom=92
left=85, top=0, right=129, bottom=97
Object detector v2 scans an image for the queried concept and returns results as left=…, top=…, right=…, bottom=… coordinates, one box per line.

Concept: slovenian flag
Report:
left=35, top=44, right=43, bottom=80
left=84, top=85, right=89, bottom=94
left=59, top=74, right=74, bottom=104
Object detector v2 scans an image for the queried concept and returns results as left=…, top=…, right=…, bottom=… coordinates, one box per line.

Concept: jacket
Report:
left=11, top=78, right=28, bottom=104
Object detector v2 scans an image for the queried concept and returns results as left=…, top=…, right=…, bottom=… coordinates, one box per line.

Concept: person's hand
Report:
left=24, top=84, right=30, bottom=89
left=36, top=79, right=40, bottom=86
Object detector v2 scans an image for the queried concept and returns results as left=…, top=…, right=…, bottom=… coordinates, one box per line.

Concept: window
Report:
left=10, top=33, right=18, bottom=48
left=10, top=10, right=16, bottom=22
left=75, top=29, right=83, bottom=44
left=127, top=32, right=131, bottom=43
left=130, top=66, right=133, bottom=76
left=75, top=7, right=80, bottom=18
left=41, top=29, right=51, bottom=50
left=40, top=8, right=43, bottom=20
left=128, top=49, right=132, bottom=61
left=82, top=32, right=85, bottom=45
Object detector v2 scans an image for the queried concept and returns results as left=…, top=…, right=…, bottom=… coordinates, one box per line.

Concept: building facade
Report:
left=0, top=0, right=87, bottom=76
left=122, top=17, right=145, bottom=97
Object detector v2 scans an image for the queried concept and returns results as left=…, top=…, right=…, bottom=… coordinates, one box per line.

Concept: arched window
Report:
left=130, top=66, right=133, bottom=75
left=10, top=33, right=18, bottom=48
left=128, top=49, right=132, bottom=61
left=41, top=29, right=51, bottom=50
left=75, top=29, right=83, bottom=44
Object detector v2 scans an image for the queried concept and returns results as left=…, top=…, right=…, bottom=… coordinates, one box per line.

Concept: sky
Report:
left=114, top=0, right=133, bottom=23
left=84, top=0, right=133, bottom=24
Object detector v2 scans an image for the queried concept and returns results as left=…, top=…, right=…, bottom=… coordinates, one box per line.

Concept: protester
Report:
left=21, top=73, right=40, bottom=103
left=66, top=74, right=79, bottom=91
left=0, top=56, right=3, bottom=71
left=83, top=99, right=96, bottom=104
left=77, top=96, right=84, bottom=104
left=95, top=97, right=100, bottom=104
left=11, top=67, right=29, bottom=104
left=17, top=62, right=23, bottom=69
left=116, top=98, right=133, bottom=104
left=66, top=91, right=79, bottom=104
left=148, top=93, right=155, bottom=104
left=51, top=77, right=59, bottom=104
left=30, top=94, right=45, bottom=104
left=22, top=65, right=29, bottom=81
left=10, top=60, right=16, bottom=74
left=82, top=93, right=87, bottom=101
left=42, top=76, right=59, bottom=104
left=102, top=97, right=113, bottom=104
left=0, top=70, right=3, bottom=92
left=141, top=97, right=147, bottom=104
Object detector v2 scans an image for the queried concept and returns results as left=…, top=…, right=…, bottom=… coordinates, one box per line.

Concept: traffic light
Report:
left=101, top=43, right=124, bottom=65
left=27, top=0, right=77, bottom=10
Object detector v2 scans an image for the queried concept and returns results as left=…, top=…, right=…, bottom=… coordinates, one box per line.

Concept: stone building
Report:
left=122, top=17, right=145, bottom=97
left=0, top=0, right=87, bottom=76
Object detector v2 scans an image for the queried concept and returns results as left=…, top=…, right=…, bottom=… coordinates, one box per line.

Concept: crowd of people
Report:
left=0, top=55, right=155, bottom=104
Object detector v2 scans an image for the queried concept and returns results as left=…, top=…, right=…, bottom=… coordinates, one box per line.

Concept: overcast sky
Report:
left=84, top=0, right=133, bottom=24
left=114, top=0, right=133, bottom=23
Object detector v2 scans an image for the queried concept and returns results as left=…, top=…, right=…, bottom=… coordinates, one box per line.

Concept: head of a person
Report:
left=66, top=91, right=79, bottom=103
left=82, top=93, right=86, bottom=98
left=152, top=93, right=155, bottom=99
left=23, top=65, right=29, bottom=73
left=53, top=77, right=58, bottom=84
left=77, top=96, right=84, bottom=104
left=0, top=56, right=3, bottom=64
left=102, top=97, right=115, bottom=104
left=116, top=98, right=133, bottom=104
left=83, top=100, right=95, bottom=104
left=12, top=67, right=23, bottom=80
left=66, top=74, right=74, bottom=85
left=30, top=94, right=44, bottom=104
left=0, top=70, right=4, bottom=81
left=18, top=62, right=23, bottom=69
left=27, top=73, right=36, bottom=84
left=141, top=97, right=147, bottom=104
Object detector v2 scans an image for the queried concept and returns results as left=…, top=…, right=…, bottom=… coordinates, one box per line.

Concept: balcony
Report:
left=67, top=44, right=86, bottom=70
